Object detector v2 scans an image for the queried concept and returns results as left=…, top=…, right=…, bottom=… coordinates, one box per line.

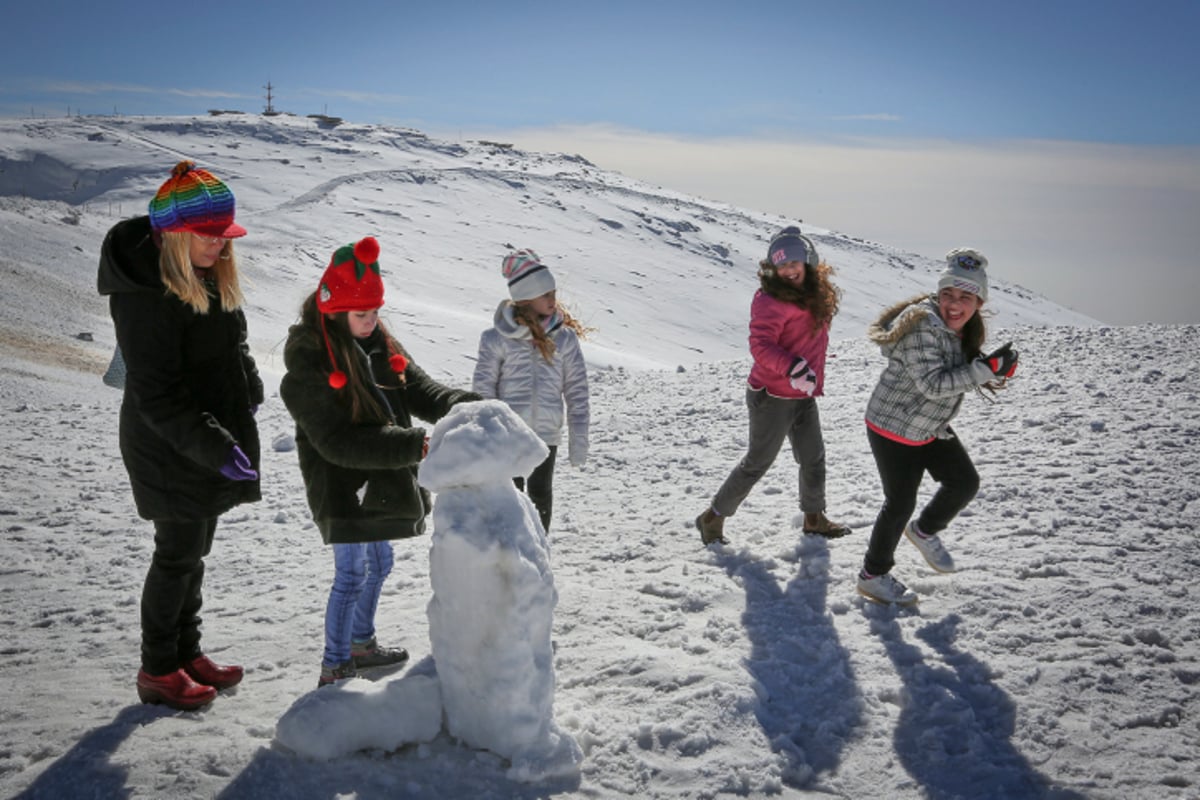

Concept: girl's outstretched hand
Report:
left=984, top=342, right=1019, bottom=378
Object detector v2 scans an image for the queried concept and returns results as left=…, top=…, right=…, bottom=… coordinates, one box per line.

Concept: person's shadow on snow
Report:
left=871, top=612, right=1088, bottom=799
left=11, top=705, right=167, bottom=800
left=716, top=536, right=863, bottom=787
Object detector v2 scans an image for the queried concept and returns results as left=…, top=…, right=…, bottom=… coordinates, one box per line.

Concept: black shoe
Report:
left=351, top=637, right=410, bottom=669
left=318, top=659, right=358, bottom=688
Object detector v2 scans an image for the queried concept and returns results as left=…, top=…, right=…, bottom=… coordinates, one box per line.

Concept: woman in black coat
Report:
left=280, top=236, right=479, bottom=687
left=97, top=161, right=262, bottom=711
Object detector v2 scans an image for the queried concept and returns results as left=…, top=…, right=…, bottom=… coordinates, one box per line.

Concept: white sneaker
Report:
left=904, top=521, right=956, bottom=573
left=857, top=571, right=918, bottom=606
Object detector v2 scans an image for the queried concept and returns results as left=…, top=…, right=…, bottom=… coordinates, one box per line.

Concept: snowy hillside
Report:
left=0, top=114, right=1094, bottom=384
left=1, top=115, right=1196, bottom=800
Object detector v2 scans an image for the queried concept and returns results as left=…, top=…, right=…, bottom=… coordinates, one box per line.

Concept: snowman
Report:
left=418, top=400, right=582, bottom=781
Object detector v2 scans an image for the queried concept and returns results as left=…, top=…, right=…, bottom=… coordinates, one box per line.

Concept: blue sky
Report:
left=4, top=0, right=1199, bottom=323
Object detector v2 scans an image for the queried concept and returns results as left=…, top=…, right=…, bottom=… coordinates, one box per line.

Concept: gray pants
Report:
left=712, top=389, right=827, bottom=517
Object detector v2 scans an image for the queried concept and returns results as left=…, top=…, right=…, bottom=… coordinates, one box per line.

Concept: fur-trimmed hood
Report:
left=867, top=293, right=941, bottom=347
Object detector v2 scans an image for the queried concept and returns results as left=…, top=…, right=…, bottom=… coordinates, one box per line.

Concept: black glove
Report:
left=984, top=342, right=1019, bottom=379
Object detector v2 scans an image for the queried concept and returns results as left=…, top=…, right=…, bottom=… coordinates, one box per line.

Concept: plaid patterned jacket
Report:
left=864, top=295, right=995, bottom=443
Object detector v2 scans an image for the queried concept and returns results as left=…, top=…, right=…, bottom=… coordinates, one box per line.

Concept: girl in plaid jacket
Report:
left=855, top=248, right=1019, bottom=606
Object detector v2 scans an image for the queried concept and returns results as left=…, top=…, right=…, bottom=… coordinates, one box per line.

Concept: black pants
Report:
left=863, top=427, right=979, bottom=576
left=140, top=517, right=217, bottom=675
left=513, top=446, right=557, bottom=532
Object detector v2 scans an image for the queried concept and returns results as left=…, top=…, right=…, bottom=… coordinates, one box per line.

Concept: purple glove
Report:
left=219, top=445, right=258, bottom=481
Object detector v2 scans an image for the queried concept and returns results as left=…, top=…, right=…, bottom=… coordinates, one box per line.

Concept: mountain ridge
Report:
left=1, top=113, right=1098, bottom=382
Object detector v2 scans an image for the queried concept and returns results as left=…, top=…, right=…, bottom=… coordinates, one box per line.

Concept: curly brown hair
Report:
left=757, top=259, right=841, bottom=330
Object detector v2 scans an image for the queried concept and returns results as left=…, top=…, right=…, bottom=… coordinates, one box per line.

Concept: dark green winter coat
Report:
left=97, top=216, right=263, bottom=521
left=280, top=323, right=479, bottom=544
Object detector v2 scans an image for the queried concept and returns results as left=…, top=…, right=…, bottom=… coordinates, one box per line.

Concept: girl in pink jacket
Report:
left=695, top=226, right=851, bottom=546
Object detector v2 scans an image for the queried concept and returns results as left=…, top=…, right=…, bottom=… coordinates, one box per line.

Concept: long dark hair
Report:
left=299, top=293, right=399, bottom=424
left=961, top=311, right=986, bottom=360
left=757, top=259, right=841, bottom=330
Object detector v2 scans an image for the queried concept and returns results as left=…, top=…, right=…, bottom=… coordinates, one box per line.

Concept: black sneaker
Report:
left=351, top=637, right=410, bottom=669
left=317, top=659, right=357, bottom=688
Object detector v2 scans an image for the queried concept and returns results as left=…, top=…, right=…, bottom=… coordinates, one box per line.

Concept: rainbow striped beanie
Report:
left=501, top=248, right=556, bottom=302
left=148, top=160, right=247, bottom=238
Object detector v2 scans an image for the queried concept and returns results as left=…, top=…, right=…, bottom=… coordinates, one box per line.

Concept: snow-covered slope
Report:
left=0, top=114, right=1095, bottom=385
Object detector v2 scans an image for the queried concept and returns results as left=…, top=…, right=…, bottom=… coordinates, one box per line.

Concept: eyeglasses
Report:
left=955, top=254, right=983, bottom=270
left=192, top=233, right=227, bottom=245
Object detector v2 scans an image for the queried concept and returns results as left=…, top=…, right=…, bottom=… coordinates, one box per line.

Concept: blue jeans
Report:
left=323, top=541, right=394, bottom=667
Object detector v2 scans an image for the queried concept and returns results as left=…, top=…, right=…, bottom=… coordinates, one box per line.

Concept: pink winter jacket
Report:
left=745, top=289, right=830, bottom=399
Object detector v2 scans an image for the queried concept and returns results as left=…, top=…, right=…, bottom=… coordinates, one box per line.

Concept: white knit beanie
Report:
left=939, top=248, right=989, bottom=302
left=501, top=249, right=557, bottom=302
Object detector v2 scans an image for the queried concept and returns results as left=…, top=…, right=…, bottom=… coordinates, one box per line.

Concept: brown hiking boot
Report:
left=695, top=508, right=728, bottom=546
left=802, top=512, right=851, bottom=539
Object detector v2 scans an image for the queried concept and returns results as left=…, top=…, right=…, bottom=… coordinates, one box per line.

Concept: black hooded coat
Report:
left=280, top=322, right=478, bottom=544
left=96, top=216, right=263, bottom=521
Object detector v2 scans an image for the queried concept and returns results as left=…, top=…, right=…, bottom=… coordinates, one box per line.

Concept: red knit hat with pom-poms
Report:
left=316, top=236, right=398, bottom=389
left=318, top=236, right=384, bottom=314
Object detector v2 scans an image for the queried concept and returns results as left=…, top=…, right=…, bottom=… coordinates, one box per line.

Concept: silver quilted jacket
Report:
left=472, top=302, right=590, bottom=455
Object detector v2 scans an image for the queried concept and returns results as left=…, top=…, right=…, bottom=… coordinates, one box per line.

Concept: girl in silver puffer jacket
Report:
left=473, top=249, right=591, bottom=532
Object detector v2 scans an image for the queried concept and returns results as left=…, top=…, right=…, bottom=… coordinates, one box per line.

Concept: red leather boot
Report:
left=137, top=668, right=218, bottom=711
left=183, top=654, right=244, bottom=690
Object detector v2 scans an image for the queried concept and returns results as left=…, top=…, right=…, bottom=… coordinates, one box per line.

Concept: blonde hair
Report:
left=159, top=231, right=245, bottom=313
left=513, top=300, right=592, bottom=362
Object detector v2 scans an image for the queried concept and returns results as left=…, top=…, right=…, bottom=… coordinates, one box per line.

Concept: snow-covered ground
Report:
left=0, top=115, right=1196, bottom=799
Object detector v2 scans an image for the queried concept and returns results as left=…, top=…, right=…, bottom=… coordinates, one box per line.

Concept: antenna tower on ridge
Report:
left=263, top=81, right=278, bottom=116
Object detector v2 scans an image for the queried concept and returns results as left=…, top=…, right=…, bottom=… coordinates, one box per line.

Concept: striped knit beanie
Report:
left=148, top=160, right=246, bottom=238
left=501, top=248, right=556, bottom=302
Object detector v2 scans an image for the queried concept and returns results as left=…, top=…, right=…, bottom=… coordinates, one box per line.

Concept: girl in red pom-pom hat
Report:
left=279, top=236, right=480, bottom=687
